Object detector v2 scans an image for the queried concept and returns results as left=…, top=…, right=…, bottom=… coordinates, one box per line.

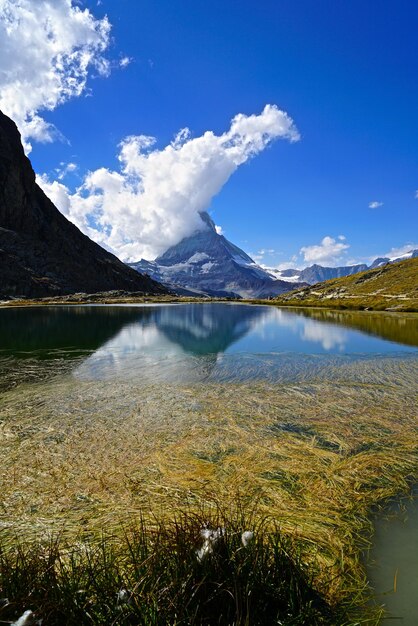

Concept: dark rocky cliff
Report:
left=0, top=111, right=167, bottom=298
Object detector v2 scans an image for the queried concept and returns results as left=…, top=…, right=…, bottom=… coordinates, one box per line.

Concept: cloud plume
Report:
left=300, top=235, right=349, bottom=265
left=0, top=0, right=111, bottom=151
left=38, top=105, right=300, bottom=261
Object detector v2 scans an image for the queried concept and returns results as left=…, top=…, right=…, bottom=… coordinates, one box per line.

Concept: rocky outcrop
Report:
left=298, top=263, right=368, bottom=284
left=369, top=257, right=390, bottom=269
left=0, top=111, right=167, bottom=299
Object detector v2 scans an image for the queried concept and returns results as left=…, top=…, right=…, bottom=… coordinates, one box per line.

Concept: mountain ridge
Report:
left=0, top=110, right=167, bottom=299
left=130, top=208, right=418, bottom=297
left=274, top=256, right=418, bottom=311
left=130, top=212, right=307, bottom=298
left=266, top=250, right=418, bottom=285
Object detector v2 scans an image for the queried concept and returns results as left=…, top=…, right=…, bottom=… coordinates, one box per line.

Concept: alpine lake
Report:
left=1, top=303, right=417, bottom=623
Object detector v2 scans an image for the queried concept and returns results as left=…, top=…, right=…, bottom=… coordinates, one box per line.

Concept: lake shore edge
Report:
left=1, top=292, right=418, bottom=312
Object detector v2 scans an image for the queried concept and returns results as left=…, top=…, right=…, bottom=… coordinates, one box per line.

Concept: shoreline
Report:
left=1, top=292, right=418, bottom=312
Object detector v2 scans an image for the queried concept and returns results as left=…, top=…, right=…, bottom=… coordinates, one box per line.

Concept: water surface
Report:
left=1, top=304, right=416, bottom=385
left=368, top=496, right=418, bottom=625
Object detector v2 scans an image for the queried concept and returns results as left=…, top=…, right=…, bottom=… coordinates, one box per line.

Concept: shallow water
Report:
left=368, top=496, right=418, bottom=625
left=0, top=304, right=416, bottom=387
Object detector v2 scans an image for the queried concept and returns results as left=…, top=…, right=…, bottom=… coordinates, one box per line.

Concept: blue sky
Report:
left=1, top=0, right=417, bottom=267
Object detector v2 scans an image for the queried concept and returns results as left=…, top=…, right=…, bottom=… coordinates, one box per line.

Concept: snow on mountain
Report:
left=389, top=248, right=418, bottom=261
left=129, top=209, right=418, bottom=297
left=264, top=268, right=302, bottom=283
left=129, top=212, right=306, bottom=298
left=265, top=249, right=418, bottom=286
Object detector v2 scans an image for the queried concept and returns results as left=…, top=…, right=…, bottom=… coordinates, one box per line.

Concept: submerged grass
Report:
left=0, top=356, right=417, bottom=623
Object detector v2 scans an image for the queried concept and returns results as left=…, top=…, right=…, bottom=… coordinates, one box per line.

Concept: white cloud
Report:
left=251, top=248, right=278, bottom=263
left=368, top=201, right=383, bottom=209
left=257, top=248, right=276, bottom=255
left=38, top=104, right=300, bottom=261
left=300, top=236, right=350, bottom=266
left=383, top=243, right=418, bottom=260
left=0, top=0, right=111, bottom=151
left=37, top=175, right=73, bottom=218
left=119, top=56, right=132, bottom=69
left=274, top=256, right=300, bottom=271
left=55, top=161, right=78, bottom=180
left=302, top=322, right=346, bottom=351
left=215, top=224, right=224, bottom=235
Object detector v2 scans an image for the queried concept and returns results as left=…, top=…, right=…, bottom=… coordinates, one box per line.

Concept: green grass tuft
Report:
left=0, top=513, right=345, bottom=626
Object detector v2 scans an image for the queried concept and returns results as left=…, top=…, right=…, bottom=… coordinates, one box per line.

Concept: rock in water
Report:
left=0, top=110, right=167, bottom=299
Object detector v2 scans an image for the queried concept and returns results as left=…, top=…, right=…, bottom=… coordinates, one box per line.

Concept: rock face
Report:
left=298, top=263, right=368, bottom=284
left=0, top=111, right=167, bottom=299
left=130, top=212, right=306, bottom=298
left=269, top=264, right=368, bottom=284
left=369, top=257, right=390, bottom=269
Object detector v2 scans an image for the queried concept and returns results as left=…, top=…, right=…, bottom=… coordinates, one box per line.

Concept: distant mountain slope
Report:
left=274, top=257, right=418, bottom=311
left=296, top=263, right=368, bottom=284
left=130, top=212, right=306, bottom=298
left=369, top=257, right=390, bottom=269
left=0, top=111, right=167, bottom=299
left=267, top=264, right=368, bottom=284
left=267, top=251, right=418, bottom=285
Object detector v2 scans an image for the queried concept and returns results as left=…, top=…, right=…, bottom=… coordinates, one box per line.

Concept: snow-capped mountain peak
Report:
left=130, top=212, right=305, bottom=297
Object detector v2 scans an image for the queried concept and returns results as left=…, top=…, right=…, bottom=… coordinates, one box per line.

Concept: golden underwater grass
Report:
left=0, top=355, right=417, bottom=620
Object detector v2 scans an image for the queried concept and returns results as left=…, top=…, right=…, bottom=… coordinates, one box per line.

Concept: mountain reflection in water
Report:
left=72, top=304, right=417, bottom=383
left=0, top=305, right=149, bottom=357
left=75, top=304, right=270, bottom=382
left=292, top=308, right=418, bottom=349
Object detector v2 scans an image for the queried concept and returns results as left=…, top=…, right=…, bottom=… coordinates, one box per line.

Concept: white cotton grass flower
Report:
left=196, top=526, right=225, bottom=561
left=196, top=541, right=213, bottom=562
left=241, top=530, right=255, bottom=547
left=200, top=528, right=213, bottom=541
left=13, top=610, right=35, bottom=626
left=117, top=588, right=132, bottom=605
left=202, top=527, right=225, bottom=541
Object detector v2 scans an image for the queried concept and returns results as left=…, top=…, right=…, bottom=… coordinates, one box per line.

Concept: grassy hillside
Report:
left=274, top=257, right=418, bottom=311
